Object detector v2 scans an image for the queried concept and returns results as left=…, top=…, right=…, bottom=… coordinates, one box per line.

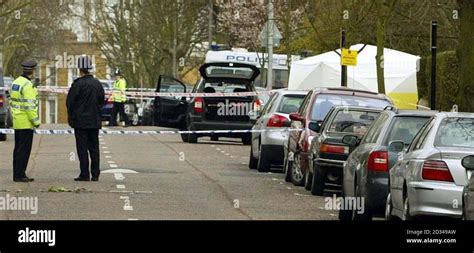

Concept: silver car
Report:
left=386, top=112, right=474, bottom=220
left=249, top=90, right=308, bottom=172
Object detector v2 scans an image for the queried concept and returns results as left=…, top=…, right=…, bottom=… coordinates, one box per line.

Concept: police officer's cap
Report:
left=21, top=60, right=38, bottom=70
left=77, top=55, right=93, bottom=70
left=113, top=69, right=122, bottom=76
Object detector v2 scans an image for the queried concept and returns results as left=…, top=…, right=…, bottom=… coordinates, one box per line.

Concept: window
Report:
left=362, top=113, right=388, bottom=144
left=45, top=97, right=58, bottom=124
left=383, top=116, right=431, bottom=146
left=310, top=94, right=391, bottom=121
left=409, top=118, right=435, bottom=152
left=327, top=110, right=380, bottom=134
left=47, top=66, right=57, bottom=86
left=435, top=117, right=474, bottom=148
left=277, top=95, right=305, bottom=114
left=298, top=90, right=313, bottom=115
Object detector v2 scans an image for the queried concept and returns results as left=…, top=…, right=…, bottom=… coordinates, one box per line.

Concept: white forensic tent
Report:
left=288, top=44, right=420, bottom=109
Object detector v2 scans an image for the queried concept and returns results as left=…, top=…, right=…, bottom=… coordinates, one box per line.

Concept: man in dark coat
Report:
left=66, top=56, right=105, bottom=182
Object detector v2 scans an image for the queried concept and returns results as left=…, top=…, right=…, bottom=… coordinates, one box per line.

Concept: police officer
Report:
left=108, top=69, right=129, bottom=127
left=10, top=60, right=40, bottom=182
left=66, top=56, right=105, bottom=181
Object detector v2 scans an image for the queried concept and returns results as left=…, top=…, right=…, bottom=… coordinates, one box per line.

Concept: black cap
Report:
left=21, top=60, right=37, bottom=70
left=77, top=55, right=93, bottom=70
left=113, top=69, right=121, bottom=76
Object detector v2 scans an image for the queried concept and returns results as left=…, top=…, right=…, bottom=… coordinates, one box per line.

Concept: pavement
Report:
left=0, top=124, right=337, bottom=220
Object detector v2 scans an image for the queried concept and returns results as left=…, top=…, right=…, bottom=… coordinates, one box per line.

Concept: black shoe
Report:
left=91, top=177, right=99, bottom=182
left=14, top=177, right=34, bottom=183
left=74, top=177, right=90, bottom=182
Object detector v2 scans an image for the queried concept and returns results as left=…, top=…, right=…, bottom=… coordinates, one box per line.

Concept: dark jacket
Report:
left=66, top=75, right=105, bottom=129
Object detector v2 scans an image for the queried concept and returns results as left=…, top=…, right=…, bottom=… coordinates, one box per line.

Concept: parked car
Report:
left=249, top=89, right=307, bottom=172
left=386, top=112, right=474, bottom=220
left=462, top=155, right=474, bottom=220
left=156, top=62, right=261, bottom=144
left=284, top=87, right=392, bottom=186
left=152, top=76, right=189, bottom=129
left=307, top=106, right=382, bottom=196
left=340, top=108, right=437, bottom=220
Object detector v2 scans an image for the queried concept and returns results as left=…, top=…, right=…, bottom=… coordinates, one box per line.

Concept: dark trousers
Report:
left=74, top=129, right=100, bottom=179
left=13, top=129, right=34, bottom=179
left=110, top=102, right=129, bottom=126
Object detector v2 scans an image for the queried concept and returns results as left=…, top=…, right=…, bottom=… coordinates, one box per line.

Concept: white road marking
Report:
left=286, top=187, right=292, bottom=190
left=271, top=178, right=278, bottom=181
left=116, top=184, right=126, bottom=189
left=114, top=173, right=125, bottom=180
left=128, top=219, right=139, bottom=221
left=216, top=148, right=221, bottom=151
left=103, top=151, right=111, bottom=154
left=109, top=164, right=118, bottom=168
left=102, top=146, right=108, bottom=149
left=105, top=156, right=112, bottom=159
left=103, top=169, right=138, bottom=174
left=107, top=161, right=115, bottom=164
left=294, top=193, right=311, bottom=197
left=230, top=156, right=236, bottom=159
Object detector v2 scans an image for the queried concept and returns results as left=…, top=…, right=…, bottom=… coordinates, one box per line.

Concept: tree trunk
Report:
left=376, top=6, right=386, bottom=95
left=457, top=0, right=474, bottom=112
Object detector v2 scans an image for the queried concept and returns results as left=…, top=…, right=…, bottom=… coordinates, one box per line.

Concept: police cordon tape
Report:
left=0, top=86, right=275, bottom=98
left=0, top=128, right=302, bottom=135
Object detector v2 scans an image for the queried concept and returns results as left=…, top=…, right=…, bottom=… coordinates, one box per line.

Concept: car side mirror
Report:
left=308, top=121, right=322, bottom=133
left=342, top=135, right=359, bottom=147
left=289, top=112, right=305, bottom=123
left=462, top=156, right=474, bottom=170
left=389, top=141, right=405, bottom=153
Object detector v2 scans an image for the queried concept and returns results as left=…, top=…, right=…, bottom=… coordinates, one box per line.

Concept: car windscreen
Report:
left=435, top=117, right=474, bottom=148
left=204, top=83, right=249, bottom=93
left=205, top=66, right=255, bottom=79
left=384, top=116, right=431, bottom=146
left=311, top=94, right=391, bottom=121
left=327, top=110, right=380, bottom=134
left=277, top=95, right=305, bottom=114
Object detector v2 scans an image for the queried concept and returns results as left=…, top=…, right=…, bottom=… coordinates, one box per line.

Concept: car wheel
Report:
left=131, top=113, right=139, bottom=126
left=187, top=120, right=198, bottom=144
left=242, top=135, right=251, bottom=145
left=310, top=161, right=325, bottom=196
left=249, top=145, right=258, bottom=170
left=352, top=185, right=372, bottom=221
left=257, top=145, right=271, bottom=172
left=211, top=136, right=219, bottom=141
left=385, top=193, right=395, bottom=221
left=0, top=133, right=6, bottom=142
left=181, top=133, right=189, bottom=143
left=290, top=154, right=305, bottom=186
left=402, top=197, right=413, bottom=221
left=284, top=155, right=292, bottom=182
left=304, top=168, right=313, bottom=191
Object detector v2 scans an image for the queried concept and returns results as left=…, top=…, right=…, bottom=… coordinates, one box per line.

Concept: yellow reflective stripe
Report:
left=10, top=97, right=37, bottom=103
left=11, top=104, right=37, bottom=110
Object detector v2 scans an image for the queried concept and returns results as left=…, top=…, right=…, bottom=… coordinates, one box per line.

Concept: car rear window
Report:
left=384, top=116, right=431, bottom=145
left=435, top=117, right=474, bottom=148
left=277, top=95, right=305, bottom=114
left=311, top=94, right=391, bottom=121
left=327, top=110, right=380, bottom=134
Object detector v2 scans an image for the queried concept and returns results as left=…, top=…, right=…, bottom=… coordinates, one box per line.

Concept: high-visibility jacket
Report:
left=111, top=78, right=127, bottom=103
left=9, top=76, right=40, bottom=129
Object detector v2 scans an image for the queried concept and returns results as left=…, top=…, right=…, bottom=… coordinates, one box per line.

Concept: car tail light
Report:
left=0, top=95, right=3, bottom=107
left=194, top=97, right=204, bottom=113
left=422, top=160, right=453, bottom=182
left=320, top=143, right=349, bottom=155
left=267, top=114, right=289, bottom=128
left=368, top=151, right=388, bottom=172
left=254, top=99, right=263, bottom=111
